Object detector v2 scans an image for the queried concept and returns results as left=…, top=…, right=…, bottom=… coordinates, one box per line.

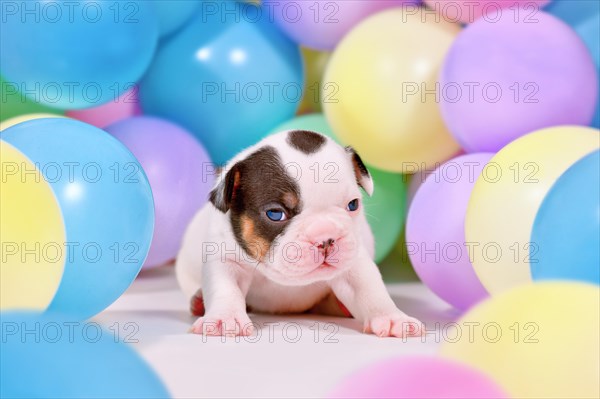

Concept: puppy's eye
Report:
left=347, top=199, right=360, bottom=212
left=266, top=209, right=288, bottom=221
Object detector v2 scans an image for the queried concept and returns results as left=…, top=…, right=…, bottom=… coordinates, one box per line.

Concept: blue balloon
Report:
left=547, top=1, right=600, bottom=128
left=546, top=0, right=600, bottom=27
left=0, top=0, right=158, bottom=109
left=1, top=312, right=170, bottom=398
left=149, top=0, right=200, bottom=37
left=139, top=0, right=303, bottom=165
left=531, top=150, right=600, bottom=285
left=1, top=119, right=154, bottom=319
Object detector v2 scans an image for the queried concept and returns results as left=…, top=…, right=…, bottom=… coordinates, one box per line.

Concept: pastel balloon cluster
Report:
left=321, top=5, right=599, bottom=172
left=105, top=117, right=214, bottom=269
left=329, top=281, right=600, bottom=399
left=407, top=126, right=599, bottom=310
left=1, top=118, right=154, bottom=320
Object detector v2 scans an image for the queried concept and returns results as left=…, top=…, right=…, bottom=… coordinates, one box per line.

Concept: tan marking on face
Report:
left=282, top=192, right=299, bottom=210
left=240, top=214, right=270, bottom=260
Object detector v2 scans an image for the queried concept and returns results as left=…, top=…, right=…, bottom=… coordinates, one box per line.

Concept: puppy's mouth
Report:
left=303, top=260, right=338, bottom=277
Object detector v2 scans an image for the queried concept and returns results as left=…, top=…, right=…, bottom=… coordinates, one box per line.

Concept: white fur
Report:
left=176, top=132, right=423, bottom=337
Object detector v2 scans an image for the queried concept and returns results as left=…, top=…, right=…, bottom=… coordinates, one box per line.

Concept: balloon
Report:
left=407, top=153, right=492, bottom=310
left=547, top=0, right=600, bottom=27
left=323, top=9, right=462, bottom=172
left=140, top=1, right=303, bottom=165
left=270, top=114, right=406, bottom=262
left=106, top=117, right=214, bottom=269
left=0, top=113, right=66, bottom=131
left=0, top=142, right=66, bottom=311
left=2, top=118, right=154, bottom=320
left=575, top=15, right=600, bottom=128
left=365, top=169, right=408, bottom=263
left=440, top=11, right=598, bottom=152
left=297, top=48, right=331, bottom=114
left=1, top=312, right=170, bottom=398
left=546, top=1, right=600, bottom=129
left=265, top=0, right=418, bottom=51
left=465, top=126, right=600, bottom=295
left=424, top=0, right=549, bottom=24
left=149, top=0, right=200, bottom=37
left=531, top=150, right=600, bottom=285
left=0, top=0, right=158, bottom=109
left=441, top=282, right=600, bottom=399
left=328, top=356, right=508, bottom=399
left=270, top=113, right=334, bottom=138
left=66, top=86, right=141, bottom=129
left=0, top=76, right=63, bottom=121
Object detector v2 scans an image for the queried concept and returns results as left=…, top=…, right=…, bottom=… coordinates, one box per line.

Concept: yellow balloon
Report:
left=322, top=8, right=462, bottom=172
left=0, top=113, right=66, bottom=131
left=298, top=47, right=331, bottom=115
left=466, top=126, right=600, bottom=294
left=0, top=141, right=66, bottom=310
left=441, top=282, right=600, bottom=399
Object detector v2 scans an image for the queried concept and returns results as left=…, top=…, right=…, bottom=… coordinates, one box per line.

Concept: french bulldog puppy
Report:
left=176, top=130, right=423, bottom=337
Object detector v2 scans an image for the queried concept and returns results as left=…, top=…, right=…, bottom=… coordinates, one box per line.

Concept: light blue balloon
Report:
left=547, top=0, right=600, bottom=128
left=1, top=118, right=154, bottom=319
left=531, top=150, right=600, bottom=285
left=0, top=312, right=170, bottom=398
left=140, top=0, right=303, bottom=165
left=575, top=15, right=600, bottom=128
left=0, top=0, right=158, bottom=109
left=546, top=0, right=600, bottom=27
left=149, top=0, right=200, bottom=37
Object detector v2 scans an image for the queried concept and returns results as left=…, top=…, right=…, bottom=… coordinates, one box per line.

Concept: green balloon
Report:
left=271, top=113, right=407, bottom=262
left=270, top=113, right=335, bottom=138
left=1, top=76, right=63, bottom=121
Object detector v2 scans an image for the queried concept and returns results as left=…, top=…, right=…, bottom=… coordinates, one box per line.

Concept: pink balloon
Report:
left=265, top=0, right=419, bottom=50
left=329, top=356, right=509, bottom=398
left=66, top=87, right=141, bottom=128
left=406, top=153, right=492, bottom=310
left=424, top=0, right=550, bottom=24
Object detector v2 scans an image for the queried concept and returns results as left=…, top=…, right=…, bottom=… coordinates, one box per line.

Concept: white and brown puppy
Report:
left=176, top=130, right=423, bottom=337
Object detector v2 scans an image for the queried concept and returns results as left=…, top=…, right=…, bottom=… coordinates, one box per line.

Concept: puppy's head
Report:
left=210, top=130, right=373, bottom=286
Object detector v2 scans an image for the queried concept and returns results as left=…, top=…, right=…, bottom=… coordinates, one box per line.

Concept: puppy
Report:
left=176, top=130, right=423, bottom=337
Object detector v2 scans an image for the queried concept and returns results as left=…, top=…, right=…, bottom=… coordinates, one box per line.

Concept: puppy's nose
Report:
left=317, top=238, right=335, bottom=250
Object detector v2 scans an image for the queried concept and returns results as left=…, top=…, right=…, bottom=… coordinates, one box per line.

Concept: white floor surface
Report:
left=94, top=265, right=459, bottom=398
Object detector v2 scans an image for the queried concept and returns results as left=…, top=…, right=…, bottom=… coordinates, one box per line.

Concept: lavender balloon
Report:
left=440, top=11, right=598, bottom=152
left=106, top=117, right=214, bottom=269
left=265, top=0, right=417, bottom=50
left=406, top=153, right=493, bottom=310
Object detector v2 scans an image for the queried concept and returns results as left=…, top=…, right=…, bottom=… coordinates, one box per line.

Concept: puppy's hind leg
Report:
left=175, top=239, right=204, bottom=315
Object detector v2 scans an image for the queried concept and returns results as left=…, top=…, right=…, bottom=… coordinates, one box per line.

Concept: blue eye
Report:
left=266, top=209, right=288, bottom=221
left=347, top=199, right=359, bottom=212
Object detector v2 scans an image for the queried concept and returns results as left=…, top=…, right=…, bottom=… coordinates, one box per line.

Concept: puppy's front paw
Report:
left=189, top=313, right=254, bottom=336
left=363, top=313, right=424, bottom=338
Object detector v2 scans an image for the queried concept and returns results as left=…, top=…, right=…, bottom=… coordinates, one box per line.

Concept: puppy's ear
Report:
left=209, top=163, right=241, bottom=213
left=345, top=146, right=374, bottom=196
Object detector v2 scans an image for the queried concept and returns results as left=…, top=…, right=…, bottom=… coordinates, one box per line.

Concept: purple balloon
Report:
left=265, top=0, right=418, bottom=50
left=440, top=11, right=598, bottom=152
left=106, top=116, right=214, bottom=269
left=406, top=153, right=492, bottom=310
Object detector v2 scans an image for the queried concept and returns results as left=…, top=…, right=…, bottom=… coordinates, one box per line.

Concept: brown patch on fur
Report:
left=210, top=146, right=303, bottom=261
left=240, top=215, right=270, bottom=260
left=287, top=130, right=326, bottom=154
